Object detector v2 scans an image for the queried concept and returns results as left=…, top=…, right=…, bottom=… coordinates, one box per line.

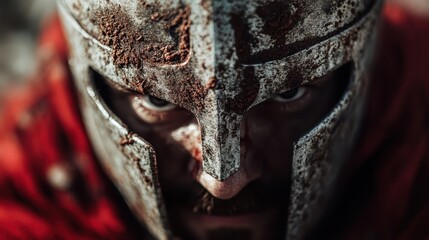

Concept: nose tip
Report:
left=196, top=166, right=260, bottom=200
left=171, top=119, right=263, bottom=199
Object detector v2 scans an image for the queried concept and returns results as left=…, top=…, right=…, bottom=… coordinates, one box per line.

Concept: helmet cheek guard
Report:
left=58, top=0, right=382, bottom=239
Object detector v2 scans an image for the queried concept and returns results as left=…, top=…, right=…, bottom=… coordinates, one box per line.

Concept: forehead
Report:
left=61, top=0, right=373, bottom=114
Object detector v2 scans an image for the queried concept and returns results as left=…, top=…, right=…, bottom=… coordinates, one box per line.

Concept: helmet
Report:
left=58, top=0, right=382, bottom=239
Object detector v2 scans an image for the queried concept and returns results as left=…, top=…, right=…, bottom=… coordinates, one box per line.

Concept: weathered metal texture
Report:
left=286, top=1, right=383, bottom=239
left=57, top=0, right=382, bottom=239
left=58, top=4, right=171, bottom=239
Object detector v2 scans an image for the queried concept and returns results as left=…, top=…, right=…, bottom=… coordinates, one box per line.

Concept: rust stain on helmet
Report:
left=93, top=4, right=190, bottom=67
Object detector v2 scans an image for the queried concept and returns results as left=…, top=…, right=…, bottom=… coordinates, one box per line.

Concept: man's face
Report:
left=95, top=63, right=349, bottom=239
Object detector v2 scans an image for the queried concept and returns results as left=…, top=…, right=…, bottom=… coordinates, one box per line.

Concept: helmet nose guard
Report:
left=198, top=110, right=243, bottom=181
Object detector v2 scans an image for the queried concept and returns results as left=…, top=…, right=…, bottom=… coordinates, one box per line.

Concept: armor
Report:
left=57, top=0, right=383, bottom=239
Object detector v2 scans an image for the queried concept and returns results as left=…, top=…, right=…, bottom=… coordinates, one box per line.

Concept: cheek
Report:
left=152, top=122, right=202, bottom=185
left=151, top=132, right=191, bottom=185
left=242, top=113, right=297, bottom=177
left=171, top=123, right=202, bottom=162
left=242, top=99, right=327, bottom=178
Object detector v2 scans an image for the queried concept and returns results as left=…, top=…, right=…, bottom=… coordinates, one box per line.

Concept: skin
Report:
left=95, top=63, right=350, bottom=240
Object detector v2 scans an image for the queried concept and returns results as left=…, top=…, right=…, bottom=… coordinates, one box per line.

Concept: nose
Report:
left=195, top=161, right=261, bottom=199
left=171, top=121, right=262, bottom=200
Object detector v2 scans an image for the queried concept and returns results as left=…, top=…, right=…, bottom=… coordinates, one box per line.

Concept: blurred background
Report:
left=0, top=0, right=428, bottom=89
left=0, top=0, right=56, bottom=89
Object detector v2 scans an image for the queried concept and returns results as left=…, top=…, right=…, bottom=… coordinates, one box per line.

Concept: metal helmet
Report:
left=58, top=0, right=382, bottom=239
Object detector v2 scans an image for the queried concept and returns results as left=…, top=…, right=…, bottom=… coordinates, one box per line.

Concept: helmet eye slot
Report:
left=90, top=67, right=195, bottom=135
left=240, top=62, right=353, bottom=163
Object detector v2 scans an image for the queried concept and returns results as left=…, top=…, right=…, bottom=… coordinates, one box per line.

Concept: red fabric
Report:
left=0, top=15, right=134, bottom=240
left=0, top=4, right=428, bottom=240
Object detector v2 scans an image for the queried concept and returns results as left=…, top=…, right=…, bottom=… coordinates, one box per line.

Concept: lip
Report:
left=180, top=206, right=277, bottom=229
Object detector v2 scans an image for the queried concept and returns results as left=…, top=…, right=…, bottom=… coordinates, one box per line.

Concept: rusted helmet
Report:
left=58, top=0, right=382, bottom=239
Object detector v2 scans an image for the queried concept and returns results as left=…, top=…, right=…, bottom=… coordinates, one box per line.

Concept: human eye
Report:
left=270, top=86, right=312, bottom=113
left=130, top=93, right=184, bottom=124
left=273, top=87, right=307, bottom=103
left=137, top=94, right=177, bottom=111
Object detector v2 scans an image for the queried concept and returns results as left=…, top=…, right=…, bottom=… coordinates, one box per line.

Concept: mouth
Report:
left=194, top=180, right=287, bottom=215
left=165, top=178, right=288, bottom=214
left=163, top=179, right=289, bottom=240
